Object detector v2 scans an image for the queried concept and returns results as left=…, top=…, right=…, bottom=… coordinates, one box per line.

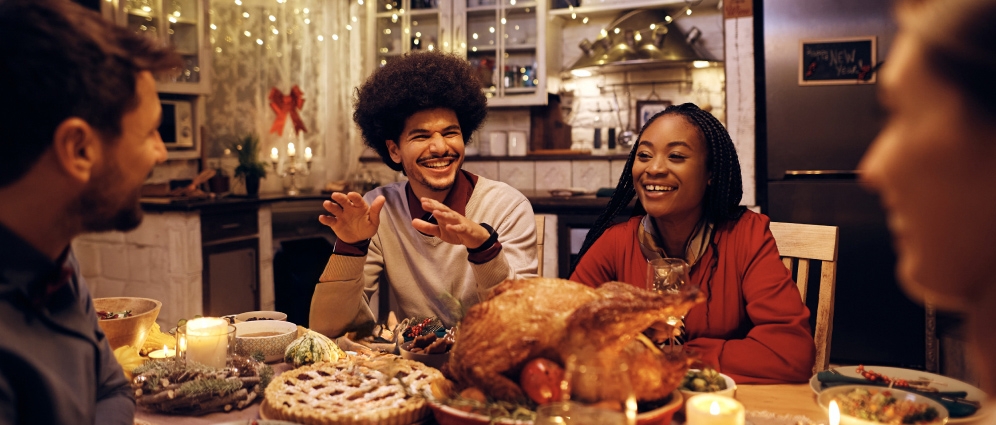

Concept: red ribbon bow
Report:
left=268, top=85, right=308, bottom=136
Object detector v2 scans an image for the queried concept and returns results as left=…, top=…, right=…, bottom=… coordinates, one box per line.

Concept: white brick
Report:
left=149, top=247, right=168, bottom=282
left=100, top=244, right=130, bottom=281
left=127, top=246, right=151, bottom=284
left=497, top=161, right=535, bottom=191
left=533, top=161, right=571, bottom=191
left=125, top=214, right=163, bottom=246
left=72, top=240, right=101, bottom=279
left=81, top=231, right=125, bottom=244
left=100, top=278, right=127, bottom=298
left=572, top=160, right=611, bottom=192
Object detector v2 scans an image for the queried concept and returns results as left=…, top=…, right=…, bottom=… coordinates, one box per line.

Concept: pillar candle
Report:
left=287, top=142, right=296, bottom=157
left=270, top=147, right=279, bottom=161
left=185, top=317, right=230, bottom=369
left=686, top=394, right=745, bottom=425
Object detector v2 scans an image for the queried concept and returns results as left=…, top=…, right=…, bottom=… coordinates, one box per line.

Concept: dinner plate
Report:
left=809, top=365, right=988, bottom=424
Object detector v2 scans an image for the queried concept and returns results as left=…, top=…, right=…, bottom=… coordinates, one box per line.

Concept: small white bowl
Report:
left=817, top=385, right=948, bottom=425
left=233, top=310, right=288, bottom=323
left=679, top=369, right=737, bottom=399
left=233, top=320, right=297, bottom=362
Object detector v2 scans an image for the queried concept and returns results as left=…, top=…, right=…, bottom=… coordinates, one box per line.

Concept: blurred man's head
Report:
left=0, top=0, right=182, bottom=233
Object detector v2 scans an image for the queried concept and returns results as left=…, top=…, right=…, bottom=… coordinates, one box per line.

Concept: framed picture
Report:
left=799, top=36, right=877, bottom=85
left=636, top=100, right=672, bottom=130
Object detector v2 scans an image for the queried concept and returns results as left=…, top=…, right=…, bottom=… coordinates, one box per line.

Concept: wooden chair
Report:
left=535, top=215, right=545, bottom=277
left=768, top=222, right=839, bottom=374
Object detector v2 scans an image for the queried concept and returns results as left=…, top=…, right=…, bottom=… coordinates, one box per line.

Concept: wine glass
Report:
left=646, top=258, right=690, bottom=348
left=535, top=355, right=635, bottom=425
left=646, top=258, right=689, bottom=294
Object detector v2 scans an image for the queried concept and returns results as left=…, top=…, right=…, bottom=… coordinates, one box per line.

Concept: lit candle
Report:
left=305, top=147, right=312, bottom=162
left=686, top=394, right=745, bottom=425
left=184, top=317, right=230, bottom=369
left=271, top=147, right=279, bottom=162
left=829, top=400, right=840, bottom=425
left=148, top=344, right=176, bottom=359
left=287, top=142, right=296, bottom=157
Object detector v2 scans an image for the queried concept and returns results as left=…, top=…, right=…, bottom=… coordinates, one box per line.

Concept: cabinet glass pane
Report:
left=466, top=9, right=498, bottom=94
left=467, top=0, right=497, bottom=8
left=377, top=0, right=401, bottom=13
left=376, top=17, right=404, bottom=67
left=409, top=14, right=440, bottom=52
left=125, top=0, right=160, bottom=41
left=410, top=0, right=440, bottom=10
left=502, top=7, right=538, bottom=94
left=166, top=0, right=200, bottom=83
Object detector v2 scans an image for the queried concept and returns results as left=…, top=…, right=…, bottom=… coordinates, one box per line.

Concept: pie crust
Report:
left=263, top=355, right=443, bottom=425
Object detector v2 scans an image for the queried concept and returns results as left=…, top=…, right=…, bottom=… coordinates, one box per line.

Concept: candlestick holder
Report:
left=271, top=151, right=312, bottom=196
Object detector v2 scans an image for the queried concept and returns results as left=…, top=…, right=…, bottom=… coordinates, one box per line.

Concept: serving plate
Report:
left=817, top=384, right=948, bottom=425
left=810, top=365, right=987, bottom=424
left=429, top=390, right=683, bottom=425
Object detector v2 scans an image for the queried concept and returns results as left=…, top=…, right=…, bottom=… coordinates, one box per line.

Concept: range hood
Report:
left=568, top=9, right=719, bottom=74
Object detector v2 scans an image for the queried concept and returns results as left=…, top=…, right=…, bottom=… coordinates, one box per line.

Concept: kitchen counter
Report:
left=521, top=189, right=634, bottom=215
left=141, top=192, right=329, bottom=212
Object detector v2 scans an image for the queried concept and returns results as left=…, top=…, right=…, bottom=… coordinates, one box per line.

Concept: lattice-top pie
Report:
left=262, top=355, right=443, bottom=425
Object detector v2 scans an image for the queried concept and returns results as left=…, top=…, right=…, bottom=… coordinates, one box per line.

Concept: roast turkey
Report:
left=445, top=277, right=703, bottom=404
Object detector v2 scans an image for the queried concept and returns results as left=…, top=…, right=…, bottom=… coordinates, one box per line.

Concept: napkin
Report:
left=817, top=371, right=979, bottom=418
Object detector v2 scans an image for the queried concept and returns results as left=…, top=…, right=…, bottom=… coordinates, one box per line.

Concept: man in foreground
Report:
left=0, top=0, right=182, bottom=423
left=311, top=51, right=537, bottom=337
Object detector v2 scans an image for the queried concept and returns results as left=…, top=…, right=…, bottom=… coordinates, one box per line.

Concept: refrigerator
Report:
left=759, top=0, right=926, bottom=368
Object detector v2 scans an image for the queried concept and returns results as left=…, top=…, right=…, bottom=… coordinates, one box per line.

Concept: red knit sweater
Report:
left=570, top=210, right=816, bottom=384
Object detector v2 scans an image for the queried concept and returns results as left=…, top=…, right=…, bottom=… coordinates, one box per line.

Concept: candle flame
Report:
left=163, top=344, right=168, bottom=351
left=829, top=400, right=840, bottom=425
left=710, top=401, right=720, bottom=415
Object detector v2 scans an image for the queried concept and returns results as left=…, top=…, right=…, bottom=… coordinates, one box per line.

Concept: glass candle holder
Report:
left=176, top=317, right=235, bottom=369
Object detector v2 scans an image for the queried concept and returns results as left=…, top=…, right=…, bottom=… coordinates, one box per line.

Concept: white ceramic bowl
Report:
left=679, top=369, right=737, bottom=399
left=817, top=385, right=949, bottom=425
left=233, top=310, right=288, bottom=323
left=233, top=320, right=298, bottom=362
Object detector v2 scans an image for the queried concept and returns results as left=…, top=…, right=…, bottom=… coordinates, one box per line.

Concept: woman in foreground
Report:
left=858, top=0, right=996, bottom=397
left=570, top=103, right=815, bottom=384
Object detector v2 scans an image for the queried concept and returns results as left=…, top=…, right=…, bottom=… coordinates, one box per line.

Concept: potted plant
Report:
left=231, top=133, right=267, bottom=196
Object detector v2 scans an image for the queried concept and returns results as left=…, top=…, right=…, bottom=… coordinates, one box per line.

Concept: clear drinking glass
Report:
left=647, top=258, right=690, bottom=347
left=646, top=258, right=689, bottom=294
left=545, top=355, right=635, bottom=425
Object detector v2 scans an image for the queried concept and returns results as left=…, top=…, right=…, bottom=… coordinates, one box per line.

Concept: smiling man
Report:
left=0, top=0, right=182, bottom=423
left=311, top=52, right=537, bottom=337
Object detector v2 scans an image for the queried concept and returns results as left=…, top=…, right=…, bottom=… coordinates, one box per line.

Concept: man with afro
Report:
left=310, top=51, right=538, bottom=337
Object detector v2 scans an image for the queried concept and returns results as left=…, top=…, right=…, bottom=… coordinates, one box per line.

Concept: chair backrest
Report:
left=535, top=215, right=545, bottom=277
left=768, top=221, right=839, bottom=374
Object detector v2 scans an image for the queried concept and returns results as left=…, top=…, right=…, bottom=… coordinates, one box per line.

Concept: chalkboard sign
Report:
left=799, top=36, right=877, bottom=85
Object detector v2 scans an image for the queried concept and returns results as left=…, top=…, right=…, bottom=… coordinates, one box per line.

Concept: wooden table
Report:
left=136, top=378, right=825, bottom=425
left=736, top=384, right=826, bottom=423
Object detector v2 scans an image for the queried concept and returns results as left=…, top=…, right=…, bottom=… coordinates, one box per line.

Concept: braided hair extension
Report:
left=570, top=103, right=746, bottom=273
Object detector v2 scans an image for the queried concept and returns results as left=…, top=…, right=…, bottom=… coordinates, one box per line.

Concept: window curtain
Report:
left=206, top=0, right=367, bottom=193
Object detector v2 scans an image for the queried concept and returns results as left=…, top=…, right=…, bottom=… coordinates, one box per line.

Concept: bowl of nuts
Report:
left=399, top=332, right=454, bottom=369
left=233, top=310, right=288, bottom=323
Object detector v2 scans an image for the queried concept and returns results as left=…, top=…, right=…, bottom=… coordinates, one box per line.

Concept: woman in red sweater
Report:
left=570, top=103, right=815, bottom=384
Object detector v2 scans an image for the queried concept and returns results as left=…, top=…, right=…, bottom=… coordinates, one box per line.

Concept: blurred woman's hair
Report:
left=898, top=0, right=996, bottom=117
left=571, top=103, right=745, bottom=271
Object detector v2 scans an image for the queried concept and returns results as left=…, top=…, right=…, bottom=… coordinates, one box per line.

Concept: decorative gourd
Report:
left=284, top=329, right=346, bottom=367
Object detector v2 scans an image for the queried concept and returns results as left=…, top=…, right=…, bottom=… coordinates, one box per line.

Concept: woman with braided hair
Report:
left=570, top=103, right=815, bottom=384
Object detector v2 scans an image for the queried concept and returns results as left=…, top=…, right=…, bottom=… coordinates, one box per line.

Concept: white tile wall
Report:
left=571, top=161, right=611, bottom=192
left=498, top=161, right=536, bottom=191
left=533, top=161, right=571, bottom=191
left=463, top=161, right=499, bottom=181
left=610, top=159, right=629, bottom=187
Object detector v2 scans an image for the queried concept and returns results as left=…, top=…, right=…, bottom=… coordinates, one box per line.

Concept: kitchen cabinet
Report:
left=102, top=0, right=212, bottom=95
left=367, top=0, right=548, bottom=106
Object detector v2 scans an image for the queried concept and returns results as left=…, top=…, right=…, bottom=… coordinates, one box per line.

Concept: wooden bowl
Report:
left=93, top=297, right=162, bottom=350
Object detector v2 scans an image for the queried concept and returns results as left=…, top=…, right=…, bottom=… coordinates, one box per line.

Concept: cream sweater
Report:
left=310, top=177, right=537, bottom=337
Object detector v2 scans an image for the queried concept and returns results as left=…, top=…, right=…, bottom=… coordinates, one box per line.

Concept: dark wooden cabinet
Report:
left=201, top=205, right=259, bottom=316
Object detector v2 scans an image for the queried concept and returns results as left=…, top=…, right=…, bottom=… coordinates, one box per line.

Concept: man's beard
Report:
left=73, top=164, right=145, bottom=233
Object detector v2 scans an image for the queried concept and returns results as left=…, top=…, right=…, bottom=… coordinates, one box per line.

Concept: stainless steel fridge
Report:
left=759, top=0, right=926, bottom=368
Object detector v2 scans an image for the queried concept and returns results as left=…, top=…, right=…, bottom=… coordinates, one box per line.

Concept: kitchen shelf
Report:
left=548, top=0, right=685, bottom=19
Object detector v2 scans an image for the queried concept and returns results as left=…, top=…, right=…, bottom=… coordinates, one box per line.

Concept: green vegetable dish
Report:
left=680, top=369, right=728, bottom=392
left=835, top=387, right=940, bottom=424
